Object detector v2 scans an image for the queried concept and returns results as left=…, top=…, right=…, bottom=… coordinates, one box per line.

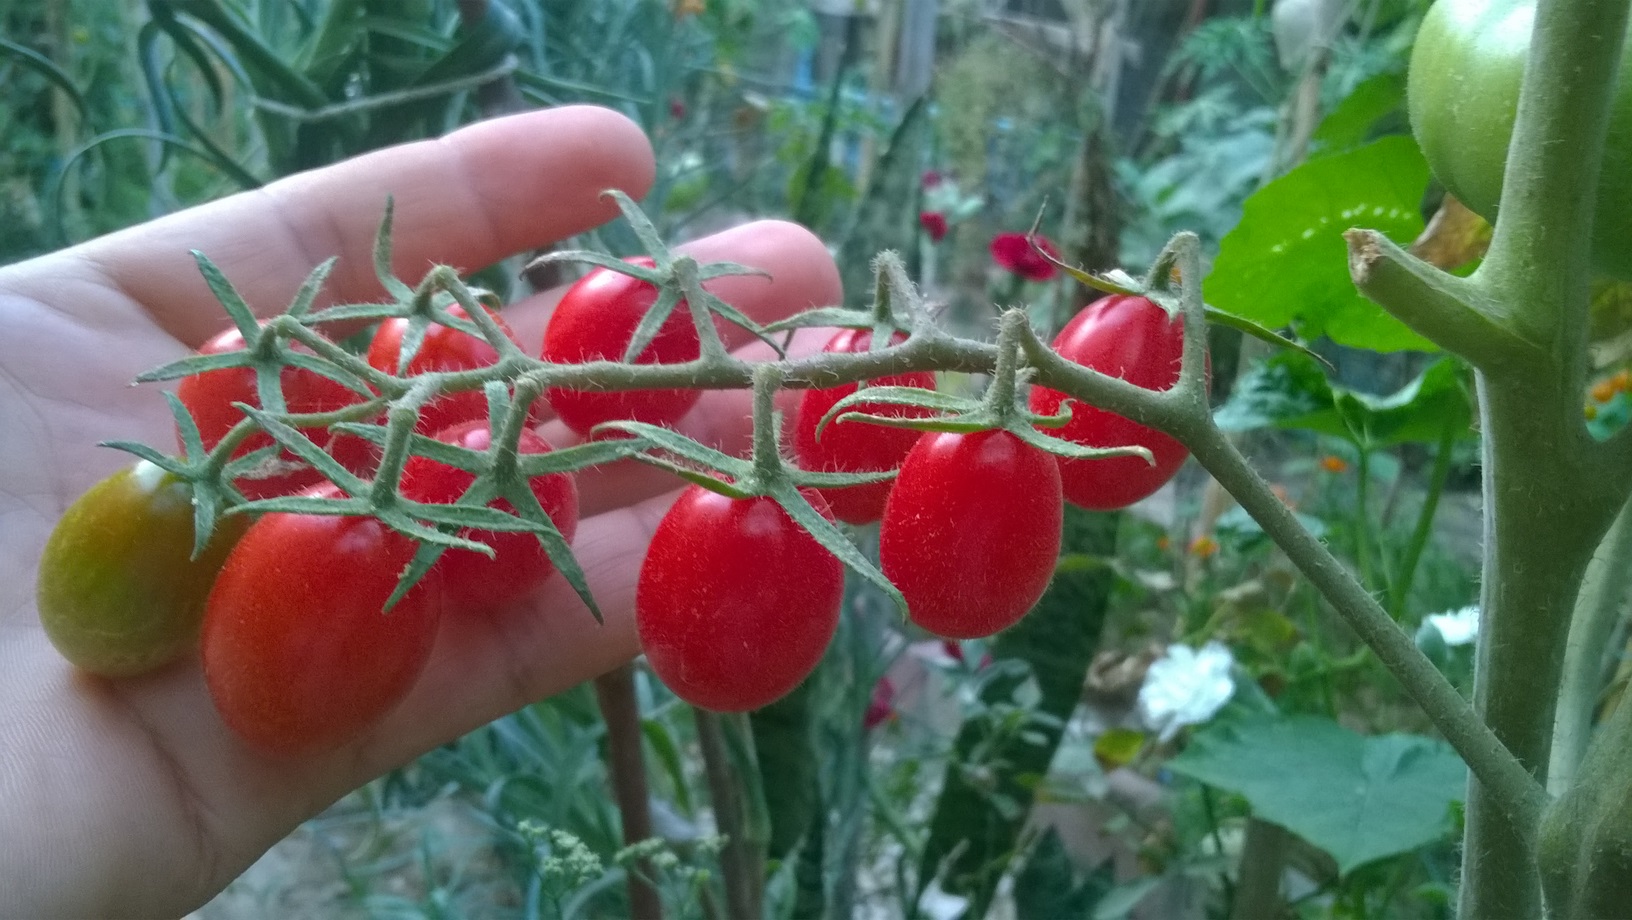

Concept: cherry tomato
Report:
left=636, top=486, right=844, bottom=712
left=880, top=429, right=1063, bottom=639
left=398, top=420, right=580, bottom=612
left=177, top=324, right=376, bottom=499
left=1028, top=295, right=1190, bottom=511
left=542, top=258, right=703, bottom=435
left=36, top=461, right=248, bottom=677
left=368, top=305, right=529, bottom=434
left=201, top=487, right=443, bottom=756
left=791, top=329, right=938, bottom=524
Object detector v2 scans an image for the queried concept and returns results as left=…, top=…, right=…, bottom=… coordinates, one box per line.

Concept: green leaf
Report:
left=1312, top=71, right=1408, bottom=153
left=1168, top=714, right=1467, bottom=874
left=1205, top=135, right=1435, bottom=352
left=1215, top=351, right=1472, bottom=448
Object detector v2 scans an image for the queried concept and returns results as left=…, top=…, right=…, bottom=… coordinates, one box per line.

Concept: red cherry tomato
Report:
left=636, top=486, right=844, bottom=712
left=541, top=258, right=703, bottom=435
left=791, top=329, right=938, bottom=524
left=368, top=304, right=528, bottom=434
left=201, top=488, right=443, bottom=756
left=398, top=420, right=580, bottom=612
left=1028, top=295, right=1190, bottom=510
left=177, top=324, right=376, bottom=499
left=880, top=429, right=1063, bottom=639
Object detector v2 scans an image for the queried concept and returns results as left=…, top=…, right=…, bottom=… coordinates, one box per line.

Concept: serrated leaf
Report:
left=767, top=481, right=905, bottom=614
left=1205, top=135, right=1435, bottom=352
left=237, top=404, right=364, bottom=490
left=763, top=307, right=878, bottom=333
left=135, top=350, right=255, bottom=383
left=286, top=257, right=338, bottom=318
left=373, top=199, right=415, bottom=302
left=100, top=440, right=189, bottom=475
left=1169, top=714, right=1466, bottom=874
left=191, top=251, right=260, bottom=337
left=1215, top=351, right=1472, bottom=448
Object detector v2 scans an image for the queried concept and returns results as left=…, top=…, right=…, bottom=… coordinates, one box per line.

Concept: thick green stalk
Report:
left=1462, top=379, right=1612, bottom=916
left=1548, top=496, right=1632, bottom=794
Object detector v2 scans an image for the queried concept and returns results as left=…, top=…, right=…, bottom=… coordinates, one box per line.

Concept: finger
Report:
left=78, top=106, right=656, bottom=347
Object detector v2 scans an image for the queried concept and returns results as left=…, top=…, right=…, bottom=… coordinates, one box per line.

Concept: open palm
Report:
left=0, top=106, right=841, bottom=919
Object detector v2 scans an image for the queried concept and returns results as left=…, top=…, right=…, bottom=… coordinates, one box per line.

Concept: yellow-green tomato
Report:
left=36, top=461, right=247, bottom=677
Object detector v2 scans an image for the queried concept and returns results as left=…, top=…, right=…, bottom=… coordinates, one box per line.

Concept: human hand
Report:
left=0, top=105, right=841, bottom=919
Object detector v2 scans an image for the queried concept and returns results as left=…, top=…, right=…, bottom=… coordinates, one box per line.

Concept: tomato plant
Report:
left=35, top=461, right=249, bottom=677
left=177, top=324, right=376, bottom=498
left=368, top=305, right=528, bottom=434
left=1408, top=0, right=1632, bottom=278
left=1029, top=295, right=1189, bottom=510
left=201, top=488, right=443, bottom=756
left=791, top=329, right=938, bottom=524
left=636, top=486, right=844, bottom=712
left=880, top=429, right=1063, bottom=639
left=542, top=258, right=703, bottom=435
left=398, top=420, right=579, bottom=612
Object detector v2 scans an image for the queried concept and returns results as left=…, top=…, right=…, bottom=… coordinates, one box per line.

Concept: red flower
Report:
left=669, top=98, right=687, bottom=121
left=990, top=232, right=1061, bottom=282
left=921, top=169, right=944, bottom=189
left=919, top=211, right=948, bottom=242
left=864, top=676, right=896, bottom=730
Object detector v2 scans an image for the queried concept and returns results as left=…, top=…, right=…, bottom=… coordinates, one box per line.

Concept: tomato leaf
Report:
left=1205, top=135, right=1436, bottom=352
left=766, top=480, right=906, bottom=614
left=1215, top=351, right=1473, bottom=448
left=1168, top=713, right=1467, bottom=874
left=371, top=198, right=415, bottom=303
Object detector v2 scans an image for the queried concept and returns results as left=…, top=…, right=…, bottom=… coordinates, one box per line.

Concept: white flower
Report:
left=1137, top=641, right=1236, bottom=742
left=917, top=877, right=970, bottom=920
left=1427, top=606, right=1480, bottom=646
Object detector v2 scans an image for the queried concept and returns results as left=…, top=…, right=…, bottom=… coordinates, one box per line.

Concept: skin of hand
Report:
left=0, top=105, right=842, bottom=919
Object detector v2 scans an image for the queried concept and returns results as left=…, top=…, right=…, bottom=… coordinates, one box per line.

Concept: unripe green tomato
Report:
left=1408, top=0, right=1632, bottom=277
left=36, top=461, right=247, bottom=677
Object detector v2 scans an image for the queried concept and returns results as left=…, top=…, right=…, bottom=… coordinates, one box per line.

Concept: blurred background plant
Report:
left=11, top=0, right=1603, bottom=917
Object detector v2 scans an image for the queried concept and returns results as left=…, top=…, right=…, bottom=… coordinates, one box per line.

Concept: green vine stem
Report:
left=592, top=665, right=663, bottom=920
left=1548, top=495, right=1632, bottom=795
left=1346, top=0, right=1632, bottom=910
left=1387, top=416, right=1460, bottom=621
left=1021, top=234, right=1549, bottom=836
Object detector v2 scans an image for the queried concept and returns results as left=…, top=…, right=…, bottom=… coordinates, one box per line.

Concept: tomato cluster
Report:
left=37, top=252, right=1195, bottom=737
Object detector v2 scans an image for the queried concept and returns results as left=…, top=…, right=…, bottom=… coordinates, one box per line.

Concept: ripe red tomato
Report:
left=791, top=329, right=938, bottom=524
left=36, top=461, right=248, bottom=677
left=201, top=488, right=443, bottom=756
left=636, top=486, right=844, bottom=712
left=177, top=324, right=376, bottom=499
left=398, top=420, right=580, bottom=612
left=1028, top=295, right=1189, bottom=510
left=880, top=429, right=1063, bottom=639
left=367, top=304, right=528, bottom=434
left=541, top=258, right=703, bottom=436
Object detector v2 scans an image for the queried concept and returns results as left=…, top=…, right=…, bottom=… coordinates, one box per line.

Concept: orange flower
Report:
left=1189, top=535, right=1219, bottom=559
left=1592, top=379, right=1618, bottom=403
left=1156, top=535, right=1172, bottom=552
left=1319, top=455, right=1350, bottom=474
left=1614, top=369, right=1632, bottom=391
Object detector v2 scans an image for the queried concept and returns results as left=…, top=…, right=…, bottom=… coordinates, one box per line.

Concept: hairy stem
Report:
left=1548, top=495, right=1632, bottom=795
left=593, top=665, right=663, bottom=920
